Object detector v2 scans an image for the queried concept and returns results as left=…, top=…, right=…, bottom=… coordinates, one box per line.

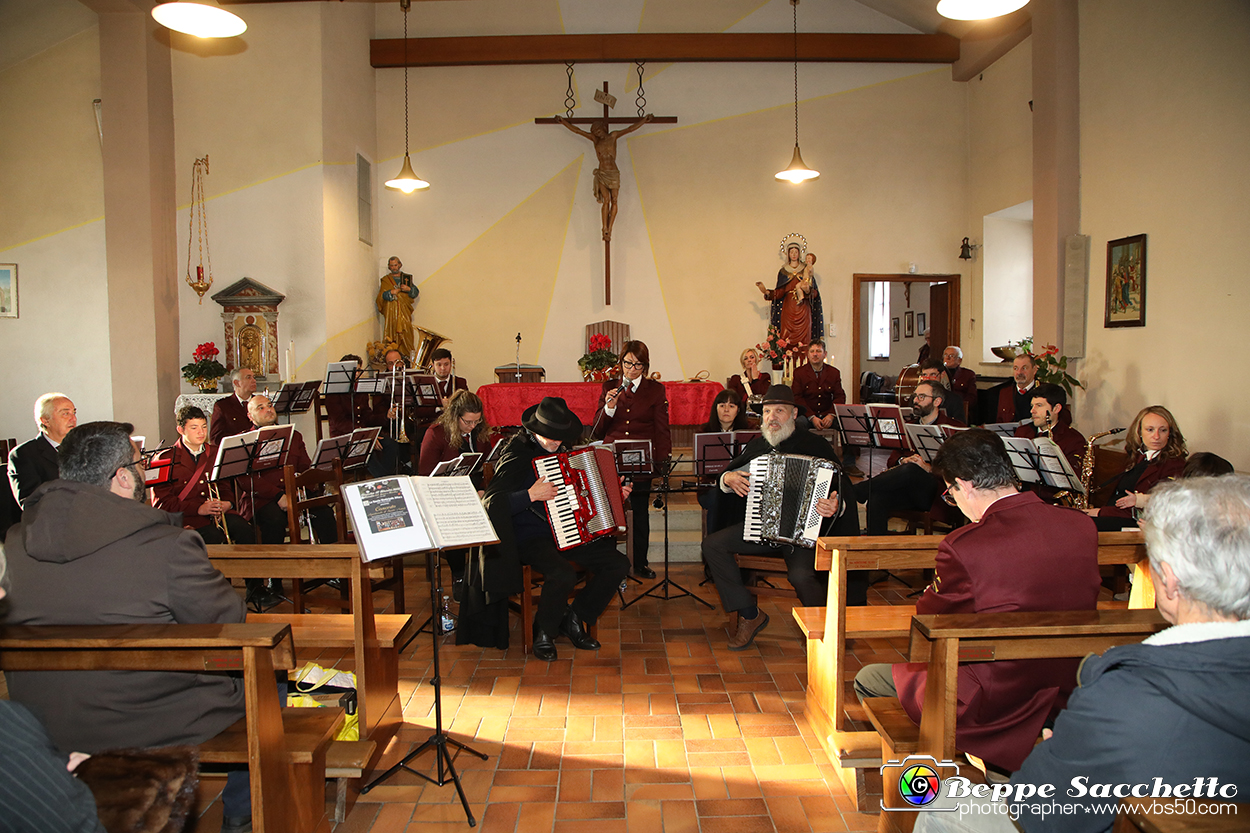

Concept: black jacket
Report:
left=8, top=434, right=59, bottom=509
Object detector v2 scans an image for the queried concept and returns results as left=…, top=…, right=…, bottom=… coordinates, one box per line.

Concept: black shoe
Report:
left=532, top=627, right=558, bottom=661
left=222, top=815, right=253, bottom=833
left=559, top=609, right=601, bottom=650
left=634, top=565, right=657, bottom=580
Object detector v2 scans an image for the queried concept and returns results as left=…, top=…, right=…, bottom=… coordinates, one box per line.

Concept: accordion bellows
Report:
left=744, top=452, right=838, bottom=548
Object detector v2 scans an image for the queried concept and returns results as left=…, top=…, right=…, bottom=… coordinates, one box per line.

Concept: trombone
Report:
left=387, top=360, right=410, bottom=443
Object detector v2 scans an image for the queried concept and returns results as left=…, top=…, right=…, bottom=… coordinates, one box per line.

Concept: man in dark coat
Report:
left=463, top=397, right=630, bottom=660
left=702, top=385, right=859, bottom=650
left=8, top=392, right=76, bottom=509
left=3, top=421, right=253, bottom=831
left=995, top=353, right=1038, bottom=423
left=854, top=428, right=1101, bottom=772
left=208, top=368, right=257, bottom=447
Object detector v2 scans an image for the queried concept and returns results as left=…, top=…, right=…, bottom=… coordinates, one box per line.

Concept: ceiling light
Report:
left=936, top=0, right=1030, bottom=22
left=775, top=0, right=818, bottom=184
left=152, top=3, right=247, bottom=38
left=385, top=0, right=430, bottom=193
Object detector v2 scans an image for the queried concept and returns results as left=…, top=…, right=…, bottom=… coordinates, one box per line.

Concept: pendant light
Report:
left=936, top=0, right=1030, bottom=21
left=776, top=0, right=819, bottom=184
left=151, top=3, right=247, bottom=38
left=385, top=0, right=429, bottom=193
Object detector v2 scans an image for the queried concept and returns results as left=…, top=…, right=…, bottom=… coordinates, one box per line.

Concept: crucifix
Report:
left=536, top=81, right=677, bottom=304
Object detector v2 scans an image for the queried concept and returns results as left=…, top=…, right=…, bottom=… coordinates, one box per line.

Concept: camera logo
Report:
left=881, top=755, right=962, bottom=813
left=899, top=762, right=942, bottom=806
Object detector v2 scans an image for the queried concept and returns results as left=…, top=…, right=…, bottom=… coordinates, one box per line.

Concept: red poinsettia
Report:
left=182, top=341, right=227, bottom=386
left=588, top=333, right=613, bottom=353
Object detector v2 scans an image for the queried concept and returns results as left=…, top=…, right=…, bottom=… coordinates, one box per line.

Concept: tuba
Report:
left=1075, top=427, right=1126, bottom=510
left=412, top=325, right=450, bottom=371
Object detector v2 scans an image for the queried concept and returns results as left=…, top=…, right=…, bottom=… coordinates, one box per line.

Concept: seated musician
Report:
left=791, top=340, right=844, bottom=431
left=852, top=380, right=965, bottom=535
left=919, top=360, right=966, bottom=424
left=472, top=397, right=630, bottom=661
left=1014, top=383, right=1085, bottom=503
left=151, top=406, right=263, bottom=605
left=418, top=390, right=491, bottom=600
left=702, top=385, right=858, bottom=650
left=854, top=428, right=1101, bottom=774
left=698, top=389, right=752, bottom=434
left=727, top=346, right=770, bottom=404
left=4, top=421, right=254, bottom=833
left=941, top=345, right=978, bottom=423
left=917, top=476, right=1250, bottom=833
left=208, top=368, right=256, bottom=446
left=995, top=352, right=1038, bottom=423
left=324, top=353, right=399, bottom=479
left=1085, top=405, right=1186, bottom=531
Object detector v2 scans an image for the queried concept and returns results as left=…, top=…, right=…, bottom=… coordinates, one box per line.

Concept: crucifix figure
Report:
left=536, top=81, right=677, bottom=304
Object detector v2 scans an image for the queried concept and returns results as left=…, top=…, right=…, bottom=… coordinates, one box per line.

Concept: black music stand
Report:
left=623, top=456, right=713, bottom=609
left=273, top=380, right=320, bottom=422
left=360, top=548, right=488, bottom=825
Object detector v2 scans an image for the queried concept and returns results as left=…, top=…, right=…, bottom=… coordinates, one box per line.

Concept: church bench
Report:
left=795, top=530, right=1152, bottom=811
left=868, top=609, right=1170, bottom=833
left=0, top=622, right=341, bottom=833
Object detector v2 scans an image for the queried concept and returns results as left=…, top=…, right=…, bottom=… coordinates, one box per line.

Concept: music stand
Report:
left=693, top=432, right=735, bottom=477
left=273, top=380, right=320, bottom=421
left=322, top=361, right=358, bottom=396
left=1001, top=436, right=1046, bottom=486
left=430, top=453, right=483, bottom=478
left=360, top=548, right=488, bottom=825
left=623, top=455, right=714, bottom=610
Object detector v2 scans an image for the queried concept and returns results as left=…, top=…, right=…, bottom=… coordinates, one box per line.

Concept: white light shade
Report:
left=152, top=3, right=247, bottom=38
left=936, top=0, right=1029, bottom=21
left=775, top=145, right=819, bottom=184
left=385, top=155, right=430, bottom=194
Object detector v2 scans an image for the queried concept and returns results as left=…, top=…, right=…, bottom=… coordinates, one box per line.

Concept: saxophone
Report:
left=1075, top=427, right=1126, bottom=510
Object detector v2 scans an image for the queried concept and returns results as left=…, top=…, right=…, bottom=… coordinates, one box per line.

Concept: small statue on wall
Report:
left=377, top=256, right=418, bottom=360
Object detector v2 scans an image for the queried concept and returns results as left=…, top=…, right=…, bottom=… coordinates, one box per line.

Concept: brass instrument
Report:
left=206, top=481, right=233, bottom=544
left=1075, top=427, right=1126, bottom=510
left=387, top=362, right=410, bottom=444
left=412, top=325, right=450, bottom=371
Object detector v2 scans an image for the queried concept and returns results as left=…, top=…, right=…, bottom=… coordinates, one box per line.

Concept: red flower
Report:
left=588, top=334, right=612, bottom=353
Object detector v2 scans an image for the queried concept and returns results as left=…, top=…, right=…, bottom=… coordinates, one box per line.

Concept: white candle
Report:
left=285, top=347, right=292, bottom=382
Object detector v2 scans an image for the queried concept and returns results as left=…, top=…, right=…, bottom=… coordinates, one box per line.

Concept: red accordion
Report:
left=532, top=447, right=627, bottom=551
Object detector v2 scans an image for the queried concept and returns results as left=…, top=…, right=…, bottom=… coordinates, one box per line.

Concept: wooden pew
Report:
left=794, top=530, right=1152, bottom=811
left=0, top=622, right=341, bottom=833
left=871, top=609, right=1170, bottom=833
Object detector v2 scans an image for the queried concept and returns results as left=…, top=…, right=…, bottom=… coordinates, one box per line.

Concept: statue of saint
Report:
left=556, top=114, right=655, bottom=242
left=376, top=256, right=418, bottom=360
left=755, top=239, right=824, bottom=356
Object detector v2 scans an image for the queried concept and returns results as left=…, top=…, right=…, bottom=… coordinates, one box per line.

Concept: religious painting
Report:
left=904, top=311, right=914, bottom=338
left=0, top=264, right=16, bottom=318
left=891, top=318, right=900, bottom=342
left=917, top=312, right=926, bottom=334
left=1105, top=234, right=1147, bottom=328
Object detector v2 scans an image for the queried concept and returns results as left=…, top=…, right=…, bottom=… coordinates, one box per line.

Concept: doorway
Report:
left=852, top=274, right=960, bottom=404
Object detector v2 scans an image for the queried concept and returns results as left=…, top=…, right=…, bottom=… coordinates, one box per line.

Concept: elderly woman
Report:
left=728, top=347, right=771, bottom=403
left=698, top=389, right=751, bottom=434
left=1086, top=405, right=1187, bottom=530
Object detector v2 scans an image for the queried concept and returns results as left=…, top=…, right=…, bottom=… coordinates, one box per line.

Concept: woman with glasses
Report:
left=592, top=340, right=671, bottom=579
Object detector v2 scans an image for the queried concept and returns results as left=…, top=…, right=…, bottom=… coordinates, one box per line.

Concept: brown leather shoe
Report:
left=727, top=612, right=769, bottom=650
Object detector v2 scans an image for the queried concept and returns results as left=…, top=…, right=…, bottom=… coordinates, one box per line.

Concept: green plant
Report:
left=578, top=333, right=619, bottom=375
left=181, top=342, right=227, bottom=384
left=1013, top=337, right=1084, bottom=396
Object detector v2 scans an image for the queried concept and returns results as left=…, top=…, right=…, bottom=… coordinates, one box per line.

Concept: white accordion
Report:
left=743, top=452, right=838, bottom=548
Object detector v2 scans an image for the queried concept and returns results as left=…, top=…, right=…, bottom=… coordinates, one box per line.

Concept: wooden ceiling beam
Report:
left=369, top=32, right=960, bottom=68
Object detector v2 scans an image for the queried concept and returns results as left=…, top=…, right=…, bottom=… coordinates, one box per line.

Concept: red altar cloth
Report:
left=476, top=381, right=724, bottom=428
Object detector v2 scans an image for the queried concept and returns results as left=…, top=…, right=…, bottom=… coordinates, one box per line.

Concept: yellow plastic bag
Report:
left=287, top=663, right=359, bottom=741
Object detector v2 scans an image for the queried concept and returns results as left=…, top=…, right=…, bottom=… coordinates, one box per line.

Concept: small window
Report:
left=868, top=281, right=890, bottom=359
left=357, top=154, right=372, bottom=245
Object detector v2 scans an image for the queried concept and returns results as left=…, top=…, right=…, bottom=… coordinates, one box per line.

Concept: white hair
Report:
left=1142, top=476, right=1250, bottom=619
left=945, top=346, right=963, bottom=359
left=34, top=392, right=69, bottom=428
left=230, top=368, right=252, bottom=384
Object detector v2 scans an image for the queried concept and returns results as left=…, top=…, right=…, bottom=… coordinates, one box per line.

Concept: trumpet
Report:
left=207, top=481, right=233, bottom=544
left=1075, top=427, right=1126, bottom=510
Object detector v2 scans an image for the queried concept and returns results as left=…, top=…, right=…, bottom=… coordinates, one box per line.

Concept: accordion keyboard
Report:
left=534, top=455, right=584, bottom=549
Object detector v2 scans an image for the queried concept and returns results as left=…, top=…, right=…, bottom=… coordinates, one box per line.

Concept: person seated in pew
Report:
left=1086, top=405, right=1187, bottom=531
left=916, top=476, right=1250, bottom=833
left=465, top=397, right=631, bottom=661
left=852, top=380, right=965, bottom=535
left=1182, top=450, right=1234, bottom=478
left=702, top=385, right=859, bottom=650
left=1014, top=383, right=1085, bottom=504
left=418, top=390, right=492, bottom=601
left=698, top=389, right=752, bottom=434
left=8, top=392, right=77, bottom=510
left=3, top=421, right=254, bottom=833
left=854, top=428, right=1101, bottom=774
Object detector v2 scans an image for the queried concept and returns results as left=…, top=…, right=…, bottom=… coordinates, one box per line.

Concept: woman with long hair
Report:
left=1086, top=405, right=1187, bottom=530
left=698, top=389, right=751, bottom=434
left=728, top=347, right=770, bottom=403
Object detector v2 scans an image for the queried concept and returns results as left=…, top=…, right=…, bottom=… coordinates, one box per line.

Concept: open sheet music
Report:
left=984, top=421, right=1027, bottom=438
left=312, top=426, right=380, bottom=470
left=343, top=475, right=499, bottom=562
left=273, top=380, right=320, bottom=415
left=322, top=361, right=359, bottom=395
left=693, top=430, right=762, bottom=476
left=1000, top=436, right=1083, bottom=492
left=866, top=404, right=909, bottom=449
left=430, top=452, right=483, bottom=478
left=833, top=404, right=871, bottom=448
left=211, top=424, right=294, bottom=480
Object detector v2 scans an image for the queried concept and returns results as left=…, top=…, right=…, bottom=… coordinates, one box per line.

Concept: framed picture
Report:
left=904, top=310, right=914, bottom=338
left=917, top=312, right=926, bottom=335
left=1105, top=234, right=1146, bottom=328
left=891, top=317, right=900, bottom=342
left=0, top=264, right=16, bottom=318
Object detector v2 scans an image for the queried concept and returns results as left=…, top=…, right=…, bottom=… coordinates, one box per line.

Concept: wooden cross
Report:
left=536, top=82, right=677, bottom=305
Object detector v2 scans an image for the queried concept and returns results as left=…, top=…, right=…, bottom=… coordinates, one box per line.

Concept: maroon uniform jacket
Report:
left=236, top=429, right=312, bottom=521
left=418, top=423, right=491, bottom=489
left=151, top=440, right=235, bottom=531
left=324, top=392, right=382, bottom=438
left=593, top=378, right=672, bottom=462
left=892, top=491, right=1101, bottom=770
left=791, top=363, right=845, bottom=418
left=727, top=373, right=770, bottom=403
left=208, top=395, right=251, bottom=447
left=1097, top=453, right=1185, bottom=519
left=943, top=366, right=978, bottom=417
left=996, top=381, right=1037, bottom=423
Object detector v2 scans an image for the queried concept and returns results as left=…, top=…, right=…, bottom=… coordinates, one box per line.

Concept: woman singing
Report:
left=592, top=340, right=671, bottom=579
left=1086, top=405, right=1187, bottom=530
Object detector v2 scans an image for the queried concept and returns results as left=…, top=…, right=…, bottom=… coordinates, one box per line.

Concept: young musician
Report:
left=1086, top=405, right=1187, bottom=530
left=1013, top=383, right=1085, bottom=504
left=472, top=397, right=630, bottom=661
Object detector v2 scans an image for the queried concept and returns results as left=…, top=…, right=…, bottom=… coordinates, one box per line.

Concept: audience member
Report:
left=8, top=393, right=76, bottom=509
left=854, top=428, right=1100, bottom=772
left=1087, top=405, right=1186, bottom=530
left=208, top=368, right=257, bottom=447
left=1182, top=451, right=1234, bottom=478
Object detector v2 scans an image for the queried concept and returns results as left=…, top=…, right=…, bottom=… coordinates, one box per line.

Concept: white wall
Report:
left=982, top=213, right=1033, bottom=360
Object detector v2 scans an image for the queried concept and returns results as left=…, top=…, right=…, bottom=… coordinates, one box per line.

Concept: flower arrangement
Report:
left=1013, top=337, right=1084, bottom=396
left=366, top=339, right=401, bottom=370
left=756, top=326, right=792, bottom=367
left=181, top=342, right=227, bottom=392
left=578, top=333, right=619, bottom=382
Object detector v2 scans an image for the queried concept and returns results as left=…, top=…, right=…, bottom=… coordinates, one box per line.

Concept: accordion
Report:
left=533, top=447, right=628, bottom=551
left=743, top=452, right=838, bottom=548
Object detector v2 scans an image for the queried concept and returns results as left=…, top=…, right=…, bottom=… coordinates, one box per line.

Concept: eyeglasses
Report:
left=941, top=486, right=958, bottom=507
left=460, top=416, right=482, bottom=429
left=622, top=360, right=644, bottom=369
left=913, top=394, right=933, bottom=402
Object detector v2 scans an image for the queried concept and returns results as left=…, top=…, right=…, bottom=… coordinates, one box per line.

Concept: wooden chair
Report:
left=512, top=562, right=598, bottom=654
left=0, top=622, right=342, bottom=833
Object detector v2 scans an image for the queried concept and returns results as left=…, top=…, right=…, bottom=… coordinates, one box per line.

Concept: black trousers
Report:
left=516, top=534, right=629, bottom=636
left=256, top=501, right=339, bottom=545
left=629, top=480, right=652, bottom=570
left=702, top=522, right=826, bottom=611
left=194, top=513, right=255, bottom=545
left=854, top=462, right=941, bottom=535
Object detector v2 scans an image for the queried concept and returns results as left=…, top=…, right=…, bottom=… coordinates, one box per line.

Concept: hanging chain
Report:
left=564, top=62, right=576, bottom=117
left=186, top=155, right=211, bottom=302
left=401, top=0, right=410, bottom=155
left=792, top=0, right=800, bottom=146
left=635, top=60, right=647, bottom=116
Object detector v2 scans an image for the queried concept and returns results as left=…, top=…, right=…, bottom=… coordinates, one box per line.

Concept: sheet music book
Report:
left=866, top=404, right=908, bottom=449
left=314, top=427, right=381, bottom=470
left=613, top=439, right=654, bottom=476
left=834, top=404, right=872, bottom=448
left=694, top=432, right=735, bottom=476
left=1034, top=437, right=1085, bottom=492
left=1001, top=437, right=1044, bottom=484
left=322, top=361, right=358, bottom=395
left=904, top=424, right=947, bottom=464
left=430, top=452, right=483, bottom=478
left=406, top=373, right=442, bottom=408
left=273, top=380, right=321, bottom=415
left=984, top=421, right=1027, bottom=438
left=354, top=377, right=387, bottom=395
left=342, top=475, right=499, bottom=562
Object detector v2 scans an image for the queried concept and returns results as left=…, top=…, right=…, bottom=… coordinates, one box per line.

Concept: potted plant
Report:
left=181, top=342, right=227, bottom=393
left=1013, top=337, right=1084, bottom=396
left=578, top=334, right=619, bottom=383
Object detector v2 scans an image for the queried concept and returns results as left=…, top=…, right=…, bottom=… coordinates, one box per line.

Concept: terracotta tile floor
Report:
left=272, top=562, right=924, bottom=833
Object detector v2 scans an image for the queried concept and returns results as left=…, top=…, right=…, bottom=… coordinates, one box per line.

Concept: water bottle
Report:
left=439, top=594, right=456, bottom=634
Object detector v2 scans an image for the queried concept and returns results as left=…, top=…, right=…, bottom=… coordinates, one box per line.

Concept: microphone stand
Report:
left=514, top=332, right=522, bottom=383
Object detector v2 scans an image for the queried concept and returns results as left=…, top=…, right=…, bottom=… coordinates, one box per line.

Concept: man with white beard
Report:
left=701, top=385, right=859, bottom=650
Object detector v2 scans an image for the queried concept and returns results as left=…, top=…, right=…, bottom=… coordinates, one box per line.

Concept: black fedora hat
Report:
left=760, top=384, right=798, bottom=407
left=522, top=396, right=584, bottom=443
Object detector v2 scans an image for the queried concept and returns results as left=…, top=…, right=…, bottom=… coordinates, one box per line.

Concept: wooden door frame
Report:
left=851, top=274, right=960, bottom=404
